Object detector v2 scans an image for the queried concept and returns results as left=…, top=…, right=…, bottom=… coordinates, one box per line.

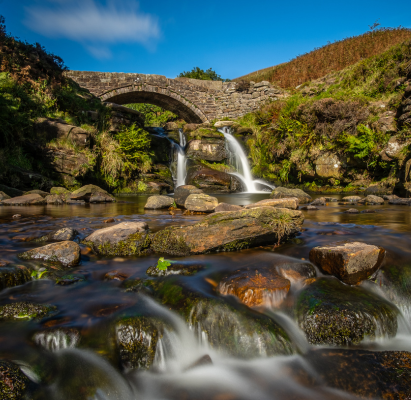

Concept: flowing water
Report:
left=1, top=194, right=411, bottom=399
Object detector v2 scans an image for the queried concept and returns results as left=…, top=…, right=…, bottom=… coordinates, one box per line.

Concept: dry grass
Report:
left=235, top=28, right=411, bottom=89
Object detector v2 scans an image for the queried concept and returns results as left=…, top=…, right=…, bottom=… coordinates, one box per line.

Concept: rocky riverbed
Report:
left=1, top=186, right=411, bottom=399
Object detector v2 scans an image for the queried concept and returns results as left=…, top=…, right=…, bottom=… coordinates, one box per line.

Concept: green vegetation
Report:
left=125, top=103, right=178, bottom=127
left=178, top=67, right=231, bottom=82
left=156, top=257, right=172, bottom=271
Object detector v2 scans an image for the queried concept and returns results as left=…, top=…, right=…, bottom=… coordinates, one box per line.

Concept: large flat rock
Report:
left=1, top=193, right=46, bottom=206
left=270, top=187, right=312, bottom=204
left=244, top=198, right=299, bottom=210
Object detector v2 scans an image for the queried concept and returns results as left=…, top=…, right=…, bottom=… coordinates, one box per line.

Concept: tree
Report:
left=178, top=67, right=230, bottom=82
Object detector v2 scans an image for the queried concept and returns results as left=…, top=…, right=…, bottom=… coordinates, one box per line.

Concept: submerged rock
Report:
left=1, top=193, right=46, bottom=206
left=219, top=268, right=291, bottom=307
left=150, top=207, right=304, bottom=256
left=174, top=185, right=203, bottom=207
left=295, top=278, right=398, bottom=346
left=309, top=241, right=385, bottom=285
left=36, top=227, right=78, bottom=242
left=388, top=197, right=411, bottom=205
left=270, top=187, right=312, bottom=204
left=0, top=301, right=56, bottom=320
left=184, top=193, right=218, bottom=212
left=70, top=184, right=115, bottom=203
left=305, top=349, right=411, bottom=399
left=19, top=241, right=81, bottom=267
left=83, top=221, right=149, bottom=256
left=300, top=205, right=318, bottom=210
left=0, top=264, right=32, bottom=290
left=310, top=197, right=326, bottom=206
left=274, top=260, right=316, bottom=285
left=0, top=360, right=29, bottom=399
left=146, top=263, right=205, bottom=277
left=215, top=203, right=243, bottom=212
left=144, top=195, right=174, bottom=209
left=244, top=198, right=299, bottom=210
left=33, top=327, right=81, bottom=351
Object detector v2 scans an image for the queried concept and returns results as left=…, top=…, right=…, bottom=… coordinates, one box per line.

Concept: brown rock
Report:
left=144, top=195, right=174, bottom=209
left=70, top=185, right=115, bottom=203
left=103, top=218, right=115, bottom=223
left=358, top=195, right=384, bottom=205
left=270, top=187, right=312, bottom=204
left=19, top=241, right=81, bottom=267
left=310, top=197, right=326, bottom=206
left=174, top=185, right=203, bottom=207
left=219, top=268, right=291, bottom=307
left=300, top=205, right=318, bottom=210
left=45, top=194, right=65, bottom=205
left=1, top=194, right=46, bottom=206
left=89, top=193, right=115, bottom=203
left=342, top=196, right=362, bottom=202
left=23, top=190, right=49, bottom=198
left=184, top=193, right=218, bottom=212
left=244, top=198, right=299, bottom=210
left=215, top=203, right=243, bottom=212
left=345, top=208, right=359, bottom=214
left=186, top=139, right=227, bottom=162
left=309, top=242, right=385, bottom=285
left=104, top=270, right=129, bottom=281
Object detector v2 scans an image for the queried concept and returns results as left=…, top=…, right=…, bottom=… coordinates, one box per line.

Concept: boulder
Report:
left=164, top=121, right=179, bottom=130
left=388, top=197, right=411, bottom=205
left=314, top=152, right=342, bottom=179
left=0, top=301, right=57, bottom=321
left=144, top=195, right=174, bottom=209
left=380, top=135, right=410, bottom=161
left=219, top=268, right=291, bottom=307
left=0, top=184, right=23, bottom=198
left=342, top=196, right=362, bottom=202
left=174, top=185, right=203, bottom=207
left=323, top=197, right=338, bottom=202
left=50, top=187, right=71, bottom=196
left=383, top=194, right=399, bottom=201
left=215, top=203, right=243, bottom=212
left=0, top=360, right=29, bottom=399
left=89, top=193, right=115, bottom=203
left=364, top=184, right=393, bottom=196
left=296, top=278, right=398, bottom=346
left=45, top=194, right=65, bottom=205
left=310, top=197, right=326, bottom=206
left=358, top=195, right=384, bottom=205
left=186, top=139, right=227, bottom=162
left=0, top=191, right=10, bottom=201
left=273, top=260, right=316, bottom=284
left=214, top=121, right=235, bottom=128
left=270, top=187, right=312, bottom=204
left=1, top=193, right=46, bottom=206
left=345, top=208, right=359, bottom=213
left=24, top=189, right=49, bottom=198
left=0, top=264, right=32, bottom=290
left=244, top=198, right=298, bottom=210
left=83, top=221, right=149, bottom=256
left=184, top=193, right=218, bottom=212
left=37, top=228, right=78, bottom=242
left=70, top=185, right=115, bottom=203
left=305, top=349, right=411, bottom=399
left=19, top=241, right=81, bottom=267
left=150, top=207, right=304, bottom=256
left=309, top=241, right=385, bottom=285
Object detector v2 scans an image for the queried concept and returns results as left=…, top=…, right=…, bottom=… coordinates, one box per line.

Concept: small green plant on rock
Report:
left=157, top=257, right=172, bottom=271
left=31, top=269, right=48, bottom=279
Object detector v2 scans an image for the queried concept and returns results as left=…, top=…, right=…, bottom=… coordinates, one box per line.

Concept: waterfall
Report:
left=219, top=127, right=275, bottom=192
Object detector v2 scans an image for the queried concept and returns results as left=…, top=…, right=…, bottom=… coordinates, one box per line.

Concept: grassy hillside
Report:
left=235, top=28, right=411, bottom=89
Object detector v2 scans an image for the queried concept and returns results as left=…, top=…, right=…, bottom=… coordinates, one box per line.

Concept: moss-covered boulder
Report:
left=295, top=278, right=398, bottom=346
left=0, top=360, right=29, bottom=400
left=0, top=265, right=32, bottom=290
left=147, top=277, right=296, bottom=358
left=305, top=349, right=411, bottom=399
left=0, top=301, right=56, bottom=321
left=186, top=139, right=227, bottom=162
left=150, top=207, right=304, bottom=256
left=83, top=221, right=150, bottom=256
left=35, top=227, right=78, bottom=242
left=70, top=185, right=115, bottom=203
left=50, top=187, right=71, bottom=196
left=270, top=187, right=312, bottom=204
left=19, top=241, right=81, bottom=267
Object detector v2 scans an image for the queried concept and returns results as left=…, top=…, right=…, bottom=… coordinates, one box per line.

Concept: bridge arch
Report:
left=101, top=87, right=207, bottom=123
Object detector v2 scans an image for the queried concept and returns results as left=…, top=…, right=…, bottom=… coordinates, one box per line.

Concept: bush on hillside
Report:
left=178, top=67, right=230, bottom=82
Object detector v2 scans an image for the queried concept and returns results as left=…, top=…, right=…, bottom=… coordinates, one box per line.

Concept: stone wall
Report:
left=64, top=71, right=287, bottom=123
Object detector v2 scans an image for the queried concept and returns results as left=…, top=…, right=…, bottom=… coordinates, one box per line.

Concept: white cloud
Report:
left=24, top=0, right=160, bottom=57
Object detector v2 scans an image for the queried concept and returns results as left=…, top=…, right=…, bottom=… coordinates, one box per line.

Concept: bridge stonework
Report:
left=65, top=71, right=286, bottom=123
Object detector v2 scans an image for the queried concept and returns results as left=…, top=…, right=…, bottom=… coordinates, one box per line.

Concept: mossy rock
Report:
left=146, top=277, right=296, bottom=358
left=295, top=277, right=398, bottom=346
left=0, top=301, right=57, bottom=321
left=146, top=262, right=205, bottom=277
left=0, top=360, right=29, bottom=400
left=0, top=265, right=32, bottom=290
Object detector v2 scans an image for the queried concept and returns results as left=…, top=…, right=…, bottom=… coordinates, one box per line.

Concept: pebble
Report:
left=12, top=214, right=21, bottom=219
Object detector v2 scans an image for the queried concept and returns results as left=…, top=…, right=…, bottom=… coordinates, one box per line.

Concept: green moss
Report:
left=0, top=361, right=29, bottom=400
left=149, top=229, right=191, bottom=256
left=0, top=301, right=57, bottom=321
left=0, top=265, right=32, bottom=290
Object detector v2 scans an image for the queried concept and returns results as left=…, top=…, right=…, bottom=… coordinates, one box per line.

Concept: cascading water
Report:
left=219, top=127, right=275, bottom=193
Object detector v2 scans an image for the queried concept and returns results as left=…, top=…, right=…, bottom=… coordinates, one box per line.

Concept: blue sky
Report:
left=2, top=0, right=411, bottom=79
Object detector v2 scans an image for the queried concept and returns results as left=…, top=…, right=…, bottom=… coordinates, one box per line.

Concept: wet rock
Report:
left=146, top=263, right=205, bottom=277
left=345, top=208, right=359, bottom=213
left=219, top=268, right=291, bottom=307
left=0, top=301, right=57, bottom=320
left=383, top=194, right=399, bottom=201
left=215, top=203, right=243, bottom=212
left=185, top=354, right=213, bottom=371
left=148, top=277, right=296, bottom=358
left=186, top=139, right=227, bottom=162
left=358, top=195, right=384, bottom=205
left=309, top=241, right=385, bottom=285
left=45, top=194, right=64, bottom=205
left=270, top=187, right=312, bottom=204
left=323, top=197, right=338, bottom=202
left=174, top=185, right=203, bottom=207
left=342, top=196, right=362, bottom=202
left=66, top=199, right=85, bottom=205
left=55, top=273, right=86, bottom=285
left=24, top=189, right=49, bottom=198
left=150, top=207, right=304, bottom=256
left=0, top=191, right=10, bottom=201
left=83, top=221, right=149, bottom=256
left=12, top=214, right=21, bottom=219
left=300, top=205, right=318, bottom=210
left=310, top=197, right=326, bottom=206
left=1, top=193, right=46, bottom=206
left=364, top=183, right=393, bottom=196
left=0, top=265, right=32, bottom=290
left=296, top=278, right=398, bottom=346
left=389, top=197, right=411, bottom=205
left=104, top=270, right=129, bottom=281
left=305, top=349, right=411, bottom=399
left=19, top=241, right=81, bottom=267
left=274, top=260, right=316, bottom=284
left=314, top=152, right=342, bottom=179
left=144, top=195, right=174, bottom=209
left=37, top=228, right=78, bottom=242
left=33, top=327, right=81, bottom=351
left=244, top=198, right=299, bottom=210
left=70, top=185, right=115, bottom=203
left=0, top=360, right=29, bottom=399
left=184, top=193, right=218, bottom=212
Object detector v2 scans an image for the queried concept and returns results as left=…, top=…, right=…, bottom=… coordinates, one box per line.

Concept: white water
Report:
left=219, top=127, right=275, bottom=193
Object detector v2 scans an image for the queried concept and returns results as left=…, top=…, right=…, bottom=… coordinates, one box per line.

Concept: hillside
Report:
left=235, top=28, right=411, bottom=89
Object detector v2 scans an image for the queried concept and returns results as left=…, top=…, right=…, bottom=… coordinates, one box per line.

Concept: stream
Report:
left=1, top=193, right=411, bottom=399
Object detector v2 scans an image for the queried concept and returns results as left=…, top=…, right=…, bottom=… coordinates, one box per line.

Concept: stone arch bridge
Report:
left=65, top=71, right=286, bottom=123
